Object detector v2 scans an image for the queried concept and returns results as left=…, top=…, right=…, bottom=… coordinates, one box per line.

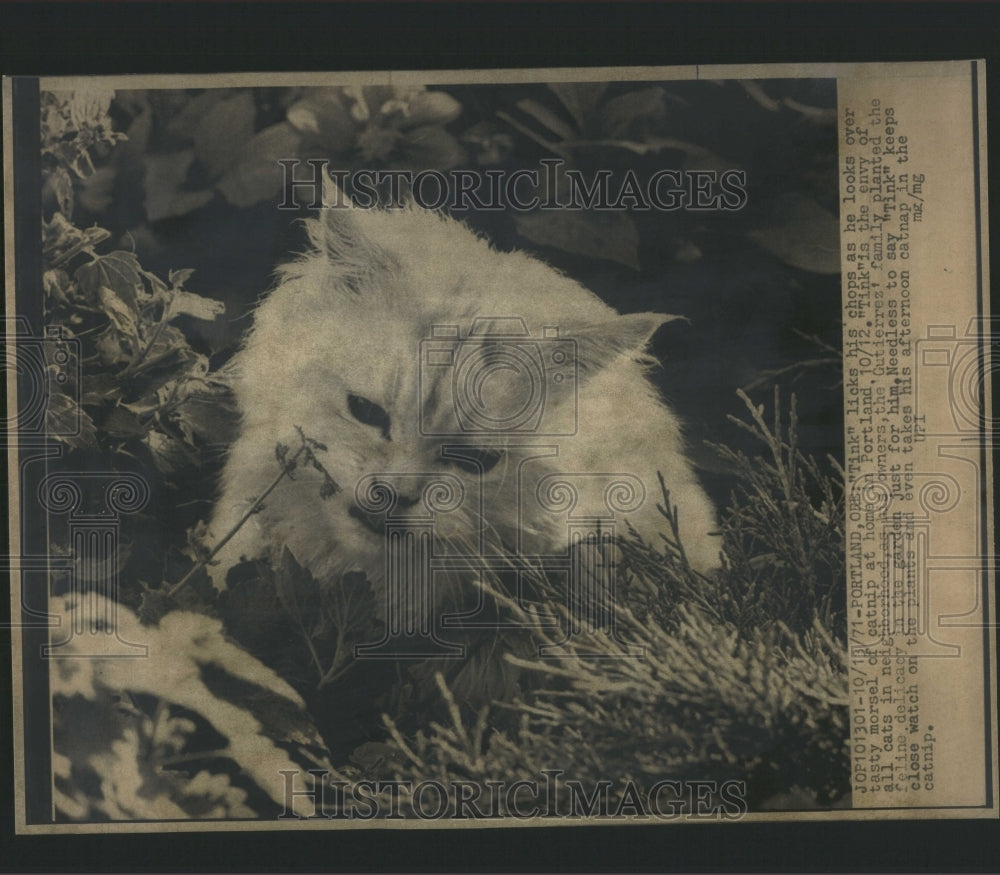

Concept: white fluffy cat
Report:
left=209, top=194, right=719, bottom=607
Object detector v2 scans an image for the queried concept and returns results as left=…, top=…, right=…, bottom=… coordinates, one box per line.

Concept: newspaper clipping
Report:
left=2, top=60, right=994, bottom=832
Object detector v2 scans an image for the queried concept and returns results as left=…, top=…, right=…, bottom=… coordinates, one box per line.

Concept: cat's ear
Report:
left=313, top=174, right=373, bottom=251
left=307, top=176, right=397, bottom=285
left=567, top=312, right=683, bottom=377
left=318, top=173, right=352, bottom=210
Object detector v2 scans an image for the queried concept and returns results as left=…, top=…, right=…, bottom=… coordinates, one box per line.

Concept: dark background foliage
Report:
left=34, top=77, right=849, bottom=820
left=71, top=76, right=843, bottom=531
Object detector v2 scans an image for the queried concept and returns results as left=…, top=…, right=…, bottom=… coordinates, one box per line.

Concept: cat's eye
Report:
left=448, top=448, right=503, bottom=474
left=347, top=393, right=391, bottom=440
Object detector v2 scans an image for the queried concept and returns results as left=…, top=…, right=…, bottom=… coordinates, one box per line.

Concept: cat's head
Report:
left=234, top=191, right=679, bottom=576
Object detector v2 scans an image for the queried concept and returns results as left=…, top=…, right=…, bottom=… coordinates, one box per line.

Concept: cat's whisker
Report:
left=491, top=450, right=513, bottom=496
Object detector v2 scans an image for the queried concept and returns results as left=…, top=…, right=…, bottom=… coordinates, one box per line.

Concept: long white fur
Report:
left=209, top=200, right=719, bottom=595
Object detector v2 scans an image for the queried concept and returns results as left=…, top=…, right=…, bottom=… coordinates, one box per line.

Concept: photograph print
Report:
left=9, top=71, right=849, bottom=827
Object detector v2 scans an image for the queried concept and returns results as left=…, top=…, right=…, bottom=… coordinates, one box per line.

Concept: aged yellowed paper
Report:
left=3, top=61, right=993, bottom=832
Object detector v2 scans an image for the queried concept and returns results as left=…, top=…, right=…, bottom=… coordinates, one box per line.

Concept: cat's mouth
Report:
left=348, top=504, right=386, bottom=535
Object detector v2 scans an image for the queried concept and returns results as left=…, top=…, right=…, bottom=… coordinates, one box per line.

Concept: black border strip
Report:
left=971, top=58, right=994, bottom=810
left=11, top=75, right=52, bottom=825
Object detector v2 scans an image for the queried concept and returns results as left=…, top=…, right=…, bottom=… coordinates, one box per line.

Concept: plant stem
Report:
left=156, top=748, right=232, bottom=768
left=167, top=443, right=307, bottom=599
left=125, top=315, right=169, bottom=377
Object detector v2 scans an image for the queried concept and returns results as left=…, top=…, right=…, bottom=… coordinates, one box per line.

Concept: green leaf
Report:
left=402, top=90, right=462, bottom=128
left=514, top=98, right=577, bottom=141
left=320, top=571, right=376, bottom=646
left=46, top=392, right=98, bottom=450
left=144, top=428, right=199, bottom=475
left=94, top=327, right=131, bottom=366
left=599, top=87, right=668, bottom=137
left=51, top=593, right=333, bottom=819
left=162, top=545, right=217, bottom=610
left=399, top=125, right=466, bottom=171
left=583, top=136, right=733, bottom=171
left=164, top=289, right=225, bottom=322
left=173, top=385, right=239, bottom=445
left=97, top=285, right=140, bottom=343
left=136, top=587, right=177, bottom=626
left=102, top=405, right=149, bottom=439
left=746, top=194, right=841, bottom=274
left=547, top=82, right=609, bottom=130
left=42, top=269, right=72, bottom=304
left=76, top=250, right=144, bottom=310
left=139, top=268, right=170, bottom=301
left=76, top=166, right=116, bottom=215
left=273, top=547, right=320, bottom=631
left=168, top=268, right=195, bottom=288
left=164, top=91, right=227, bottom=137
left=192, top=91, right=257, bottom=178
left=216, top=569, right=288, bottom=655
left=216, top=122, right=303, bottom=207
left=81, top=371, right=123, bottom=406
left=118, top=101, right=153, bottom=162
left=285, top=89, right=356, bottom=153
left=197, top=656, right=333, bottom=771
left=44, top=166, right=75, bottom=218
left=74, top=542, right=132, bottom=586
left=131, top=323, right=203, bottom=376
left=515, top=209, right=640, bottom=271
left=143, top=150, right=214, bottom=222
left=120, top=387, right=164, bottom=417
left=43, top=213, right=110, bottom=267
